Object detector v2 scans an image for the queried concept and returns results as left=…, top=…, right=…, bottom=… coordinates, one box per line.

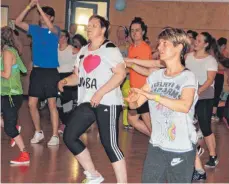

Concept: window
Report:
left=65, top=0, right=110, bottom=39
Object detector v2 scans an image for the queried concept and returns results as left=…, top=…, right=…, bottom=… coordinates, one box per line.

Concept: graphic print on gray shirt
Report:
left=147, top=69, right=198, bottom=153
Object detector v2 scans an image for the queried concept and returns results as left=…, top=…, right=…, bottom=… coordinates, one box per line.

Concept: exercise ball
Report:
left=115, top=0, right=126, bottom=11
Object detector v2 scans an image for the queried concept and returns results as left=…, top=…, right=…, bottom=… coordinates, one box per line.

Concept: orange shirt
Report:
left=128, top=41, right=152, bottom=88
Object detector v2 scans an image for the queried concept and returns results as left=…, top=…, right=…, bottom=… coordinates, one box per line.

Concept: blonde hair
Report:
left=158, top=27, right=191, bottom=66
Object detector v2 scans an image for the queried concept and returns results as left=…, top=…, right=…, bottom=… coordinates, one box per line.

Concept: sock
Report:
left=210, top=155, right=217, bottom=160
left=21, top=148, right=27, bottom=152
left=196, top=169, right=205, bottom=174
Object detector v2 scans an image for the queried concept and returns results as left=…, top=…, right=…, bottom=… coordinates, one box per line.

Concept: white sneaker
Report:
left=197, top=129, right=204, bottom=139
left=47, top=136, right=59, bottom=146
left=30, top=131, right=44, bottom=144
left=82, top=171, right=104, bottom=184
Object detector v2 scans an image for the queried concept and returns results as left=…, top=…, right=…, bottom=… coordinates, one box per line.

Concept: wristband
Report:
left=26, top=5, right=31, bottom=10
left=155, top=94, right=160, bottom=102
left=62, top=78, right=68, bottom=85
left=131, top=64, right=135, bottom=69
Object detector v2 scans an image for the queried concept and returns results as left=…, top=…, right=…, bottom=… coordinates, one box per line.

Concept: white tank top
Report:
left=58, top=45, right=77, bottom=73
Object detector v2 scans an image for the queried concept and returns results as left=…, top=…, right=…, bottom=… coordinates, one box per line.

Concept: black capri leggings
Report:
left=213, top=73, right=224, bottom=107
left=63, top=103, right=124, bottom=163
left=195, top=99, right=214, bottom=137
left=1, top=95, right=23, bottom=138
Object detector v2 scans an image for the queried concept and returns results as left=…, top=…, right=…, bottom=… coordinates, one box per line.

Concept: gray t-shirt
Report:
left=147, top=69, right=198, bottom=153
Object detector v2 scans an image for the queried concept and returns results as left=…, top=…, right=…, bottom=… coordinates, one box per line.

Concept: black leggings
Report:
left=195, top=99, right=214, bottom=137
left=63, top=103, right=124, bottom=163
left=1, top=95, right=23, bottom=138
left=213, top=73, right=224, bottom=107
left=224, top=95, right=229, bottom=120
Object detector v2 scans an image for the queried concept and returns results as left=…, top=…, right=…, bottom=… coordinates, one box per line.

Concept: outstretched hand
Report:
left=130, top=88, right=155, bottom=101
left=124, top=89, right=140, bottom=103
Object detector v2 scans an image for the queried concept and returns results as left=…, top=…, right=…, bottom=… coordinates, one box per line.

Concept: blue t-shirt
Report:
left=28, top=24, right=60, bottom=68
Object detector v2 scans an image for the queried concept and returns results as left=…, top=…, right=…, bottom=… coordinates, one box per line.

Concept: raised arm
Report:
left=36, top=2, right=59, bottom=35
left=15, top=0, right=37, bottom=31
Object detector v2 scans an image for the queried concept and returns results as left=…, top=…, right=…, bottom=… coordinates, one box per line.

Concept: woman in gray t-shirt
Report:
left=126, top=27, right=198, bottom=183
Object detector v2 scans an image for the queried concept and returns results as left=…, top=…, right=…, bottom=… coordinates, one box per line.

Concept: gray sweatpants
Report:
left=142, top=144, right=196, bottom=183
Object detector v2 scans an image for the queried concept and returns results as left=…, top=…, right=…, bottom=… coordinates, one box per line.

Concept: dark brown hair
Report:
left=1, top=26, right=18, bottom=52
left=89, top=15, right=110, bottom=38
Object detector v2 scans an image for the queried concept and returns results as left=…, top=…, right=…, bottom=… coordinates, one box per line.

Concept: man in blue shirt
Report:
left=16, top=0, right=60, bottom=146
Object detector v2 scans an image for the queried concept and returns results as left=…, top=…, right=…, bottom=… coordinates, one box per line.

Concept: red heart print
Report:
left=83, top=54, right=101, bottom=73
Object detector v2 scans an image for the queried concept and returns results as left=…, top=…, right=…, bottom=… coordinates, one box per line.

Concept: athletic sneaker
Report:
left=197, top=129, right=204, bottom=139
left=205, top=156, right=219, bottom=168
left=192, top=169, right=207, bottom=181
left=47, top=136, right=59, bottom=146
left=223, top=117, right=229, bottom=129
left=211, top=114, right=219, bottom=122
left=10, top=125, right=22, bottom=147
left=197, top=145, right=205, bottom=157
left=30, top=131, right=44, bottom=144
left=39, top=100, right=47, bottom=110
left=10, top=151, right=30, bottom=165
left=58, top=124, right=65, bottom=134
left=82, top=171, right=104, bottom=184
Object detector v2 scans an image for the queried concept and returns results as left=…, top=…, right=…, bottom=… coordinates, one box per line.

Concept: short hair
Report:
left=41, top=6, right=55, bottom=17
left=72, top=34, right=88, bottom=48
left=217, top=37, right=227, bottom=47
left=158, top=27, right=191, bottom=66
left=61, top=30, right=70, bottom=44
left=187, top=30, right=198, bottom=39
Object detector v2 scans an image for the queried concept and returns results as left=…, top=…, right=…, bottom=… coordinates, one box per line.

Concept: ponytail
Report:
left=201, top=32, right=224, bottom=63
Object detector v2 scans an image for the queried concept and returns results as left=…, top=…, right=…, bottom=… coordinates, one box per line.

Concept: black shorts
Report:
left=29, top=67, right=60, bottom=99
left=129, top=101, right=149, bottom=114
left=137, top=101, right=149, bottom=114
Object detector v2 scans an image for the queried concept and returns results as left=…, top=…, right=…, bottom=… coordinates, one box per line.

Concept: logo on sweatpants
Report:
left=171, top=158, right=183, bottom=166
